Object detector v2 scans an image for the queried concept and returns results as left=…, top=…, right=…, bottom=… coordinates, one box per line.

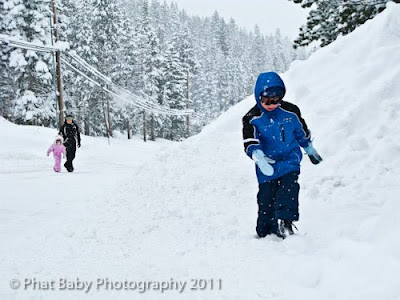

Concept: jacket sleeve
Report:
left=75, top=122, right=81, bottom=145
left=293, top=119, right=311, bottom=148
left=292, top=105, right=311, bottom=148
left=280, top=101, right=311, bottom=148
left=242, top=106, right=263, bottom=158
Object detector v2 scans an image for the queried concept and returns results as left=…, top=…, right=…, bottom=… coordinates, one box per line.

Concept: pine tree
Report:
left=270, top=29, right=288, bottom=72
left=163, top=11, right=187, bottom=140
left=61, top=0, right=94, bottom=134
left=85, top=0, right=125, bottom=136
left=289, top=0, right=388, bottom=48
left=250, top=25, right=269, bottom=76
left=0, top=0, right=15, bottom=120
left=2, top=0, right=55, bottom=125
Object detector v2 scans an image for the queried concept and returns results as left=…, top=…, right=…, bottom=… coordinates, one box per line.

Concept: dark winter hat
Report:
left=65, top=114, right=73, bottom=121
left=261, top=86, right=285, bottom=99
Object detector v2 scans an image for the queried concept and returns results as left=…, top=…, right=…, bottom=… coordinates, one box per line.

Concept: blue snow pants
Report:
left=256, top=171, right=300, bottom=237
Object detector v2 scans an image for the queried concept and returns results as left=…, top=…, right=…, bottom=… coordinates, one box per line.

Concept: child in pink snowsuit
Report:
left=47, top=136, right=66, bottom=172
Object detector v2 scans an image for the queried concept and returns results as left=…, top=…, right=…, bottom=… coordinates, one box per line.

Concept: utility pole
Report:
left=186, top=71, right=190, bottom=138
left=51, top=0, right=64, bottom=128
left=49, top=15, right=58, bottom=124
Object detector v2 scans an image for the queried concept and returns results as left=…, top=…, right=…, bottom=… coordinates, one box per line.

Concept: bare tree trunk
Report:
left=104, top=106, right=110, bottom=140
left=150, top=114, right=155, bottom=141
left=143, top=111, right=147, bottom=142
left=186, top=115, right=190, bottom=138
left=186, top=71, right=190, bottom=138
left=84, top=102, right=90, bottom=136
left=127, top=119, right=131, bottom=139
left=84, top=114, right=90, bottom=136
left=107, top=98, right=112, bottom=137
left=102, top=89, right=110, bottom=139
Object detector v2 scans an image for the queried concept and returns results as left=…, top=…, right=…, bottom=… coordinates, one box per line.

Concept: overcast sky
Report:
left=164, top=0, right=309, bottom=39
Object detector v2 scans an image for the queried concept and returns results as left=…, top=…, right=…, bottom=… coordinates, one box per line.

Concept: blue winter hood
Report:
left=254, top=72, right=286, bottom=110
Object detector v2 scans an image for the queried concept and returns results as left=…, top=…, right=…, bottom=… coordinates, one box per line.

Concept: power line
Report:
left=0, top=33, right=203, bottom=119
left=64, top=52, right=190, bottom=115
left=62, top=57, right=193, bottom=116
left=66, top=52, right=198, bottom=116
left=64, top=53, right=194, bottom=116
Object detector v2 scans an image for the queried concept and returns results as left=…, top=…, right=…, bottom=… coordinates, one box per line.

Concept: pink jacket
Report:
left=47, top=143, right=66, bottom=157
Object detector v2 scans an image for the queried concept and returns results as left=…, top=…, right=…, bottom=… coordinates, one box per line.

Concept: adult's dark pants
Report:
left=64, top=142, right=76, bottom=171
left=256, top=171, right=300, bottom=238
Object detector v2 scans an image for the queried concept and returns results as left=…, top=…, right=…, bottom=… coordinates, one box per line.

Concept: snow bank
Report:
left=149, top=3, right=400, bottom=298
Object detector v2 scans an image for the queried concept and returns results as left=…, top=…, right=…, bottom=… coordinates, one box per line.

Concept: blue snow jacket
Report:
left=242, top=72, right=311, bottom=183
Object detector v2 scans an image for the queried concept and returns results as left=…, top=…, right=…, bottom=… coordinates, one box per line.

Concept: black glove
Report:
left=304, top=142, right=323, bottom=165
left=77, top=142, right=81, bottom=148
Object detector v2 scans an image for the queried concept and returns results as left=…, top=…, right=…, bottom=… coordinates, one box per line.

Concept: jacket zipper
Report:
left=280, top=124, right=285, bottom=142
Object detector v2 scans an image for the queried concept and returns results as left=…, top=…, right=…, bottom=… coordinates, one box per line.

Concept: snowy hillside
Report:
left=1, top=3, right=400, bottom=300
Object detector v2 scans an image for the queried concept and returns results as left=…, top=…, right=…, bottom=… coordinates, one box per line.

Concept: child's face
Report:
left=260, top=96, right=280, bottom=111
left=56, top=140, right=61, bottom=144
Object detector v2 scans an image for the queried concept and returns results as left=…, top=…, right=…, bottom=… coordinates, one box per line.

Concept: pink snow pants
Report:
left=53, top=154, right=62, bottom=172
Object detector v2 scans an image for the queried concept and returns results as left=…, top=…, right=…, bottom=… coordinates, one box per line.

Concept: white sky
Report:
left=164, top=0, right=309, bottom=39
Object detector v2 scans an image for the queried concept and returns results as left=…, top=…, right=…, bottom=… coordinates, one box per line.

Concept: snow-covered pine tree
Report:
left=212, top=16, right=232, bottom=113
left=162, top=8, right=187, bottom=141
left=133, top=0, right=165, bottom=139
left=225, top=18, right=252, bottom=107
left=111, top=14, right=137, bottom=136
left=289, top=0, right=388, bottom=48
left=60, top=0, right=91, bottom=133
left=249, top=25, right=270, bottom=77
left=2, top=0, right=55, bottom=126
left=86, top=0, right=125, bottom=136
left=270, top=29, right=288, bottom=72
left=0, top=0, right=15, bottom=120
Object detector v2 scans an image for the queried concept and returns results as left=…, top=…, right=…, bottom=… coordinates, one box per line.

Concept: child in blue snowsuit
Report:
left=242, top=72, right=322, bottom=239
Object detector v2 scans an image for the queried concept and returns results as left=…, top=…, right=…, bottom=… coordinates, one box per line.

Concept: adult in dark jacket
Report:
left=59, top=114, right=81, bottom=172
left=242, top=72, right=322, bottom=239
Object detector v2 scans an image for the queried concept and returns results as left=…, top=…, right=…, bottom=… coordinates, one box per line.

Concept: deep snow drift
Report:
left=1, top=3, right=400, bottom=299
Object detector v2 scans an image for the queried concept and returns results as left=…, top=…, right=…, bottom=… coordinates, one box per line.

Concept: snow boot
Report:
left=283, top=220, right=295, bottom=235
left=275, top=219, right=286, bottom=239
left=274, top=220, right=298, bottom=239
left=64, top=162, right=74, bottom=172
